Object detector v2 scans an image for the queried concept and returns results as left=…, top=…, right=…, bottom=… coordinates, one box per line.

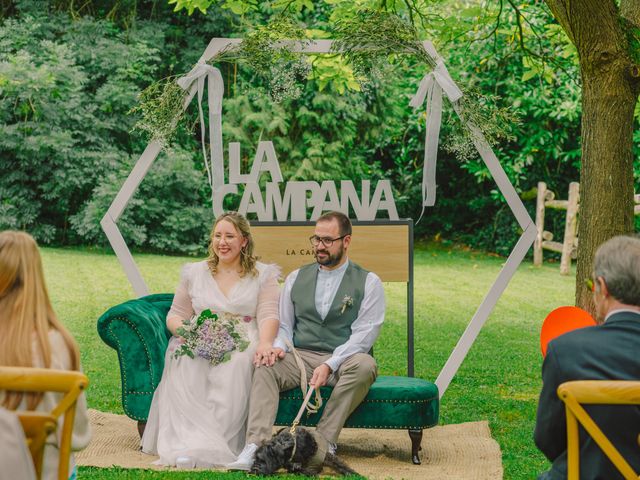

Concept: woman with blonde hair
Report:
left=142, top=212, right=281, bottom=469
left=0, top=230, right=91, bottom=480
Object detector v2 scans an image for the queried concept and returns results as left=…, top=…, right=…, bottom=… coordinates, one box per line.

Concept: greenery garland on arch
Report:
left=130, top=16, right=311, bottom=144
left=330, top=11, right=517, bottom=160
left=130, top=11, right=516, bottom=158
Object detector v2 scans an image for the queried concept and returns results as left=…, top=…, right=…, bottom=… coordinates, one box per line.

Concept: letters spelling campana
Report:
left=213, top=141, right=399, bottom=221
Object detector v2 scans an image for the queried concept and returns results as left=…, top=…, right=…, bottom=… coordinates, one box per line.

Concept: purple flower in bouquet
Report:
left=173, top=309, right=250, bottom=366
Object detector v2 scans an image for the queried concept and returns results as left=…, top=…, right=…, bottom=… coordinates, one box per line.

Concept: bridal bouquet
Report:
left=173, top=309, right=250, bottom=366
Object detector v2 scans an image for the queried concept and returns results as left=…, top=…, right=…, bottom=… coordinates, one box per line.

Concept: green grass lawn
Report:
left=41, top=243, right=574, bottom=479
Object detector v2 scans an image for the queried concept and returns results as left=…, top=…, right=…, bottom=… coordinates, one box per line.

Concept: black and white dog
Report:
left=250, top=427, right=359, bottom=476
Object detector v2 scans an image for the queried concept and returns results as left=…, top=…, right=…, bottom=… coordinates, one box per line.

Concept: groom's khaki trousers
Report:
left=246, top=349, right=377, bottom=445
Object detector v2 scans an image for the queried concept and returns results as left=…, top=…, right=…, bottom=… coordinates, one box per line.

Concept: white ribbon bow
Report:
left=409, top=41, right=463, bottom=221
left=177, top=63, right=225, bottom=205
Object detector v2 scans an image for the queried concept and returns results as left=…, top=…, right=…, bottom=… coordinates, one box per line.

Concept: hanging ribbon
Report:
left=177, top=63, right=225, bottom=207
left=409, top=41, right=464, bottom=221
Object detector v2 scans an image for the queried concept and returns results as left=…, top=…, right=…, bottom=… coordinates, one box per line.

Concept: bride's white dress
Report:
left=141, top=260, right=280, bottom=467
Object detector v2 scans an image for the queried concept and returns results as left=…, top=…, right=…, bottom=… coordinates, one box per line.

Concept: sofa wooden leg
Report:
left=408, top=428, right=423, bottom=464
left=137, top=421, right=146, bottom=438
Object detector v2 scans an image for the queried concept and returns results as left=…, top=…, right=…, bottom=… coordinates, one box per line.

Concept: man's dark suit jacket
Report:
left=534, top=311, right=640, bottom=480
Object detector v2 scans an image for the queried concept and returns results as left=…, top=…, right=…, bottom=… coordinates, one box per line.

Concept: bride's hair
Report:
left=207, top=212, right=258, bottom=277
left=0, top=231, right=80, bottom=409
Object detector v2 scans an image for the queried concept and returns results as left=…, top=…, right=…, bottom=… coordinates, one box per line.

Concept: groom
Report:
left=228, top=210, right=385, bottom=471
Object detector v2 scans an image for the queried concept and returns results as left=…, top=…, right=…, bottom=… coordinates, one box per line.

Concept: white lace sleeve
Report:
left=256, top=263, right=281, bottom=328
left=167, top=263, right=195, bottom=320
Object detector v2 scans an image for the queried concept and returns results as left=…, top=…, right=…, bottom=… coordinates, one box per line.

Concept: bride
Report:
left=141, top=211, right=280, bottom=468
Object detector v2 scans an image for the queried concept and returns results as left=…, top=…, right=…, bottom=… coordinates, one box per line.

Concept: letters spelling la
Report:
left=213, top=141, right=399, bottom=221
left=286, top=248, right=314, bottom=256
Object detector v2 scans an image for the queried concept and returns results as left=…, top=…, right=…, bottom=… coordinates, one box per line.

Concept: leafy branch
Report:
left=332, top=10, right=435, bottom=79
left=130, top=10, right=517, bottom=158
left=332, top=10, right=518, bottom=159
left=130, top=16, right=309, bottom=144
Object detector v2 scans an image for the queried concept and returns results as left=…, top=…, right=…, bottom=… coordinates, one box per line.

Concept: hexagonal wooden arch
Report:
left=101, top=38, right=536, bottom=396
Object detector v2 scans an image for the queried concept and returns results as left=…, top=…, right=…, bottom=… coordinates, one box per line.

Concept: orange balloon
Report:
left=540, top=306, right=596, bottom=357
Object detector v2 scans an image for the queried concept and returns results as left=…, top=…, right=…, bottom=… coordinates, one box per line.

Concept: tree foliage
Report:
left=0, top=2, right=234, bottom=251
left=0, top=0, right=638, bottom=259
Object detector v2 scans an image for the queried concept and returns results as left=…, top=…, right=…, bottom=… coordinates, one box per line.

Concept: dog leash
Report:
left=282, top=339, right=324, bottom=464
left=290, top=385, right=316, bottom=434
left=287, top=385, right=317, bottom=464
left=284, top=339, right=323, bottom=416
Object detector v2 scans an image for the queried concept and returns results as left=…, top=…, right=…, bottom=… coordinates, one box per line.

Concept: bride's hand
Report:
left=254, top=342, right=272, bottom=367
left=254, top=344, right=284, bottom=367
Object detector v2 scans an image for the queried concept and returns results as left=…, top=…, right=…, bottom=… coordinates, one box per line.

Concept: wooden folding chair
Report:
left=0, top=367, right=89, bottom=480
left=557, top=380, right=640, bottom=480
left=18, top=411, right=58, bottom=479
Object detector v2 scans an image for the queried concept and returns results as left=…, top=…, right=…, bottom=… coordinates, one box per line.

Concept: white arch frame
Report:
left=101, top=38, right=536, bottom=396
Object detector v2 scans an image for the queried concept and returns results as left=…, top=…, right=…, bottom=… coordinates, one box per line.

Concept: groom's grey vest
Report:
left=290, top=261, right=369, bottom=352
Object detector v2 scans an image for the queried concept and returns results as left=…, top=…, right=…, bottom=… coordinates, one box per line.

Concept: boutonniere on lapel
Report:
left=340, top=295, right=354, bottom=315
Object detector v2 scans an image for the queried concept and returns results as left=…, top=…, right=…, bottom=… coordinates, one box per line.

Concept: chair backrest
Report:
left=18, top=411, right=58, bottom=479
left=557, top=380, right=640, bottom=480
left=0, top=367, right=89, bottom=480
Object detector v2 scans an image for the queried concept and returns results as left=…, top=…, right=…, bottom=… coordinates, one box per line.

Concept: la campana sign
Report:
left=215, top=140, right=399, bottom=221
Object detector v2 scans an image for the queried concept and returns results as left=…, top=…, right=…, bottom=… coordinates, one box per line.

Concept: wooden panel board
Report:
left=251, top=225, right=409, bottom=282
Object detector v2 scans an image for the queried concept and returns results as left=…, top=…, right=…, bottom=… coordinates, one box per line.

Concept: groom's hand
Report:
left=310, top=364, right=332, bottom=388
left=272, top=348, right=286, bottom=361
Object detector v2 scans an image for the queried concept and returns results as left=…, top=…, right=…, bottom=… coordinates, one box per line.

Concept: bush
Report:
left=0, top=7, right=231, bottom=249
left=71, top=148, right=213, bottom=255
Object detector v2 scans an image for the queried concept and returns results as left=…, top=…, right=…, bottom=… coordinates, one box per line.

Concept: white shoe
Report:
left=227, top=443, right=258, bottom=471
left=176, top=456, right=196, bottom=469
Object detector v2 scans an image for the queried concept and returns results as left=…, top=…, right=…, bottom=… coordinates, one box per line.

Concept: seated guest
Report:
left=0, top=231, right=91, bottom=480
left=534, top=235, right=640, bottom=480
left=0, top=407, right=36, bottom=480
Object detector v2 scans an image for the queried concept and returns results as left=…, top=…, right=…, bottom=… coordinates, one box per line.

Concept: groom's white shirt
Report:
left=273, top=259, right=385, bottom=372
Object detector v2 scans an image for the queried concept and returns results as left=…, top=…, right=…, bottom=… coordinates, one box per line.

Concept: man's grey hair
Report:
left=594, top=235, right=640, bottom=306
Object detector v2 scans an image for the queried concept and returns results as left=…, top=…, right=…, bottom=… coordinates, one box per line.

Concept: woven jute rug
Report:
left=77, top=409, right=503, bottom=479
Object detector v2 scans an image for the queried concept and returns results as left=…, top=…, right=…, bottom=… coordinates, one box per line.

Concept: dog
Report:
left=250, top=427, right=360, bottom=476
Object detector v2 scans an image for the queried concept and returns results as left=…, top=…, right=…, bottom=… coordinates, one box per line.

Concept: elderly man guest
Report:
left=534, top=235, right=640, bottom=480
left=228, top=210, right=385, bottom=470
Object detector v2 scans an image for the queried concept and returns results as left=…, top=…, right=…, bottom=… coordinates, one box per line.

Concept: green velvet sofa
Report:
left=97, top=294, right=439, bottom=464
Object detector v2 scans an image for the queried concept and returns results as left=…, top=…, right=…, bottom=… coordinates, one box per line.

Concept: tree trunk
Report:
left=544, top=0, right=640, bottom=314
left=577, top=67, right=637, bottom=311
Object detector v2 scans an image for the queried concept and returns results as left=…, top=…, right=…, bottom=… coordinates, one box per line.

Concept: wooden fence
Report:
left=533, top=182, right=640, bottom=275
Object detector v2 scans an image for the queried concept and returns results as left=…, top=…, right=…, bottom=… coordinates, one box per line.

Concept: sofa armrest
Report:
left=97, top=294, right=174, bottom=421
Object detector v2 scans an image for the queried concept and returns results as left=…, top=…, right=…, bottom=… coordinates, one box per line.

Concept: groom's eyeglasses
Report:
left=309, top=235, right=348, bottom=248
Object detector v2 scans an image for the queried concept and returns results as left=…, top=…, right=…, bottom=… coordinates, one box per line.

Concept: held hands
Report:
left=253, top=342, right=285, bottom=367
left=310, top=363, right=332, bottom=388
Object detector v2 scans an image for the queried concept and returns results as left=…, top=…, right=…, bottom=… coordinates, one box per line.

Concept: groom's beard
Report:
left=315, top=245, right=344, bottom=268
